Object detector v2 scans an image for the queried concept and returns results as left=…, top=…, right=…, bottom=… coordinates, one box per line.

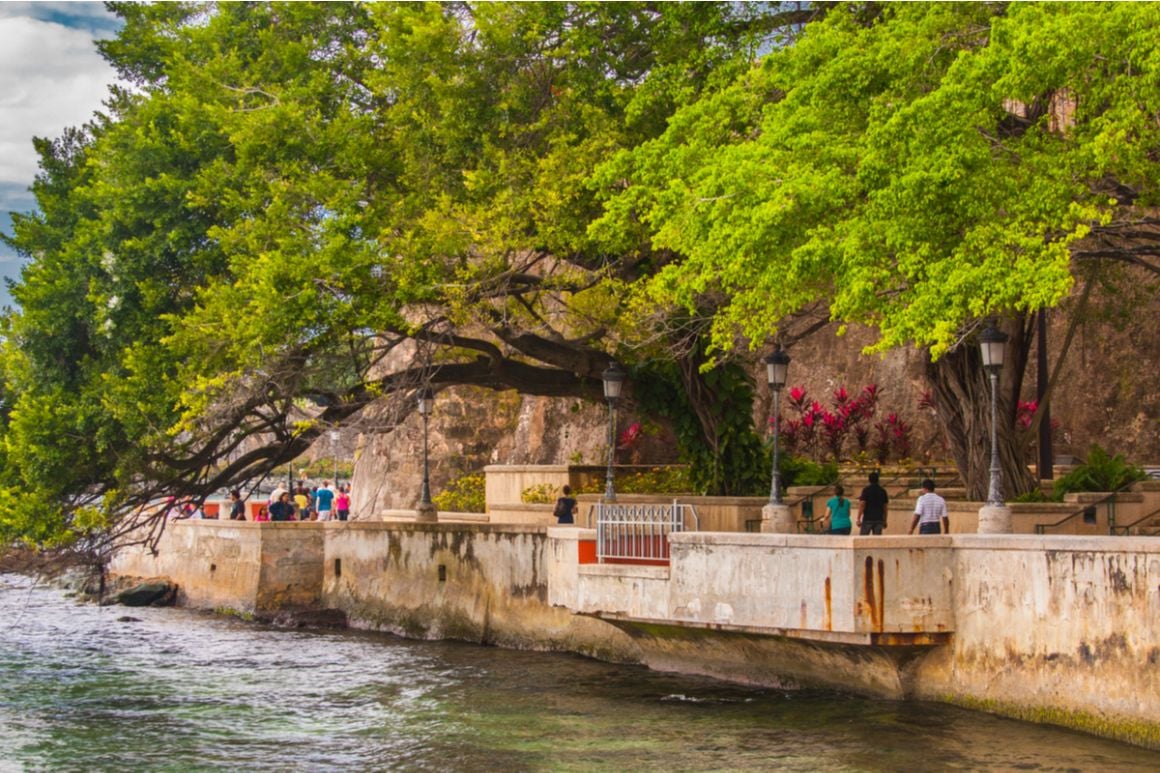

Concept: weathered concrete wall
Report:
left=109, top=521, right=262, bottom=610
left=110, top=520, right=1160, bottom=748
left=913, top=535, right=1160, bottom=748
left=108, top=521, right=327, bottom=612
left=549, top=529, right=953, bottom=697
left=321, top=522, right=641, bottom=664
left=549, top=529, right=1160, bottom=747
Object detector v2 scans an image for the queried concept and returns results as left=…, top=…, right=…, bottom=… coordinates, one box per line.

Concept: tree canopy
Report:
left=2, top=1, right=1158, bottom=548
left=1, top=1, right=805, bottom=547
left=591, top=1, right=1160, bottom=497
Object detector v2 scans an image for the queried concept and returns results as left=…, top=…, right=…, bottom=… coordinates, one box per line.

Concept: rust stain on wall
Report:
left=824, top=576, right=832, bottom=631
left=876, top=559, right=886, bottom=632
left=863, top=556, right=877, bottom=631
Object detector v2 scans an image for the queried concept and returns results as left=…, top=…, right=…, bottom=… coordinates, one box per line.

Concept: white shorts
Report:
left=316, top=510, right=332, bottom=522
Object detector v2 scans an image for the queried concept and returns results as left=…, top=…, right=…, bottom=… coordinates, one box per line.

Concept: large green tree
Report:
left=592, top=2, right=1160, bottom=499
left=1, top=2, right=815, bottom=548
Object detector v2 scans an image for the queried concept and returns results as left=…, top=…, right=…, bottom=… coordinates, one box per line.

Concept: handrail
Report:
left=1110, top=504, right=1160, bottom=536
left=1034, top=480, right=1141, bottom=535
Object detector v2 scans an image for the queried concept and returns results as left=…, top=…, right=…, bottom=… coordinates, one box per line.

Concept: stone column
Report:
left=977, top=504, right=1012, bottom=533
left=760, top=502, right=795, bottom=533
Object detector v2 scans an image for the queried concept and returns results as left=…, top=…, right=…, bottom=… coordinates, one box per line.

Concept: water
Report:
left=1, top=575, right=1156, bottom=772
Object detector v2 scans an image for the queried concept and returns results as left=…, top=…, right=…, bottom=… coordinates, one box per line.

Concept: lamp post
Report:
left=416, top=387, right=437, bottom=521
left=601, top=363, right=626, bottom=502
left=979, top=321, right=1008, bottom=506
left=760, top=346, right=794, bottom=533
left=329, top=430, right=340, bottom=486
left=977, top=320, right=1013, bottom=533
left=764, top=347, right=790, bottom=506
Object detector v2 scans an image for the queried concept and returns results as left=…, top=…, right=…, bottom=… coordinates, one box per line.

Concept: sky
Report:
left=0, top=1, right=121, bottom=308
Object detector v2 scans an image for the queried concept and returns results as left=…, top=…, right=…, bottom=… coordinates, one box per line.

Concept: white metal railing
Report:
left=594, top=500, right=699, bottom=563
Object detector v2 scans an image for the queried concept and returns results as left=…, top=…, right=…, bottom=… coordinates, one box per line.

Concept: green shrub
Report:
left=433, top=473, right=486, bottom=513
left=781, top=456, right=839, bottom=488
left=576, top=466, right=695, bottom=496
left=1052, top=445, right=1146, bottom=500
left=520, top=483, right=559, bottom=504
left=1012, top=488, right=1051, bottom=503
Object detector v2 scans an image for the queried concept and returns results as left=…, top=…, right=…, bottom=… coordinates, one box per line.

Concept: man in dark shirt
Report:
left=857, top=472, right=889, bottom=535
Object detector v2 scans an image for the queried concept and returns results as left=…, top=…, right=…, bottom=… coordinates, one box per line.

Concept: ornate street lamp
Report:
left=416, top=387, right=435, bottom=508
left=980, top=320, right=1009, bottom=506
left=764, top=346, right=790, bottom=505
left=329, top=430, right=340, bottom=485
left=601, top=362, right=627, bottom=502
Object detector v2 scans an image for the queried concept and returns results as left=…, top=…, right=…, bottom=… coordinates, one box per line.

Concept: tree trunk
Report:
left=925, top=315, right=1039, bottom=501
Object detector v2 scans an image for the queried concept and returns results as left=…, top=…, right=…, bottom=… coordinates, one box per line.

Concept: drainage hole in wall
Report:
left=334, top=558, right=342, bottom=578
left=209, top=563, right=217, bottom=573
left=438, top=565, right=447, bottom=583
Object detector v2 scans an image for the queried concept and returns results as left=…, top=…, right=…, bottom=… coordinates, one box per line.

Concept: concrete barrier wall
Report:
left=550, top=531, right=955, bottom=638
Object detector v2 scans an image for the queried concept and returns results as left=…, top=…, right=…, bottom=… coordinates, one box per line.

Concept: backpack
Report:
left=553, top=498, right=567, bottom=520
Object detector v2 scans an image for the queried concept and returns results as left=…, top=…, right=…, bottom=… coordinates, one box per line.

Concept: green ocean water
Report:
left=1, top=574, right=1156, bottom=772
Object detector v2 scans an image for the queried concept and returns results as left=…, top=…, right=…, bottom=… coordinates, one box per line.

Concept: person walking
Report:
left=823, top=484, right=852, bottom=535
left=553, top=485, right=577, bottom=525
left=857, top=472, right=889, bottom=535
left=909, top=478, right=949, bottom=535
left=314, top=481, right=335, bottom=522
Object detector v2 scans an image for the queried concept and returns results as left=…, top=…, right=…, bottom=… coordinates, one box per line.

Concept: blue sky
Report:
left=0, top=2, right=121, bottom=308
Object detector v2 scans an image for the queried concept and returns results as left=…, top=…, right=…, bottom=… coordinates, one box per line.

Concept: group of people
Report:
left=551, top=474, right=949, bottom=535
left=234, top=481, right=352, bottom=523
left=820, top=472, right=948, bottom=535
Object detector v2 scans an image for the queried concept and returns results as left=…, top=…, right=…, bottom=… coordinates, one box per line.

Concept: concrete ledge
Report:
left=670, top=532, right=954, bottom=549
left=579, top=564, right=670, bottom=580
left=950, top=533, right=1160, bottom=552
left=594, top=613, right=951, bottom=647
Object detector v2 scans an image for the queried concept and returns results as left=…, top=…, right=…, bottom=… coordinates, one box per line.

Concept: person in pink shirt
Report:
left=335, top=486, right=351, bottom=522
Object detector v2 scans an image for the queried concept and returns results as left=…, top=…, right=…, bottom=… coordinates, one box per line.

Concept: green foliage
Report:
left=1011, top=489, right=1051, bottom=504
left=780, top=456, right=839, bottom=488
left=433, top=473, right=486, bottom=514
left=595, top=3, right=1160, bottom=358
left=271, top=460, right=353, bottom=484
left=1052, top=446, right=1146, bottom=499
left=6, top=2, right=1160, bottom=546
left=0, top=1, right=765, bottom=546
left=633, top=358, right=768, bottom=496
left=576, top=466, right=695, bottom=496
left=520, top=483, right=559, bottom=505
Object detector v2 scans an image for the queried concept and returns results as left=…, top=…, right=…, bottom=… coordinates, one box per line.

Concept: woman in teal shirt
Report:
left=824, top=485, right=852, bottom=535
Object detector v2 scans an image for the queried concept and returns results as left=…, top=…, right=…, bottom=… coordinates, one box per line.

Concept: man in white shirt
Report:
left=909, top=478, right=949, bottom=535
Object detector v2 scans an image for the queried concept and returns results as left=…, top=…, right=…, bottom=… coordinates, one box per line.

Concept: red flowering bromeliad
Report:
left=617, top=421, right=643, bottom=450
left=773, top=383, right=892, bottom=462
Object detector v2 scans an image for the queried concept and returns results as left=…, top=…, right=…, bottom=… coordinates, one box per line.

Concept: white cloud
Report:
left=0, top=12, right=118, bottom=184
left=0, top=4, right=120, bottom=307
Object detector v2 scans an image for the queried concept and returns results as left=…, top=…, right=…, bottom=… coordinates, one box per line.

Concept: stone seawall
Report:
left=109, top=521, right=1160, bottom=749
left=321, top=522, right=641, bottom=664
left=109, top=521, right=326, bottom=612
left=913, top=536, right=1160, bottom=747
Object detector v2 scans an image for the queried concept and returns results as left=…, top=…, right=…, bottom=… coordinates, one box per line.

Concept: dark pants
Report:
left=919, top=522, right=942, bottom=535
left=859, top=521, right=884, bottom=535
left=827, top=527, right=851, bottom=535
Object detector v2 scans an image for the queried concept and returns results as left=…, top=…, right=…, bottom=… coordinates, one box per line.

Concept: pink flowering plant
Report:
left=775, top=383, right=915, bottom=464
